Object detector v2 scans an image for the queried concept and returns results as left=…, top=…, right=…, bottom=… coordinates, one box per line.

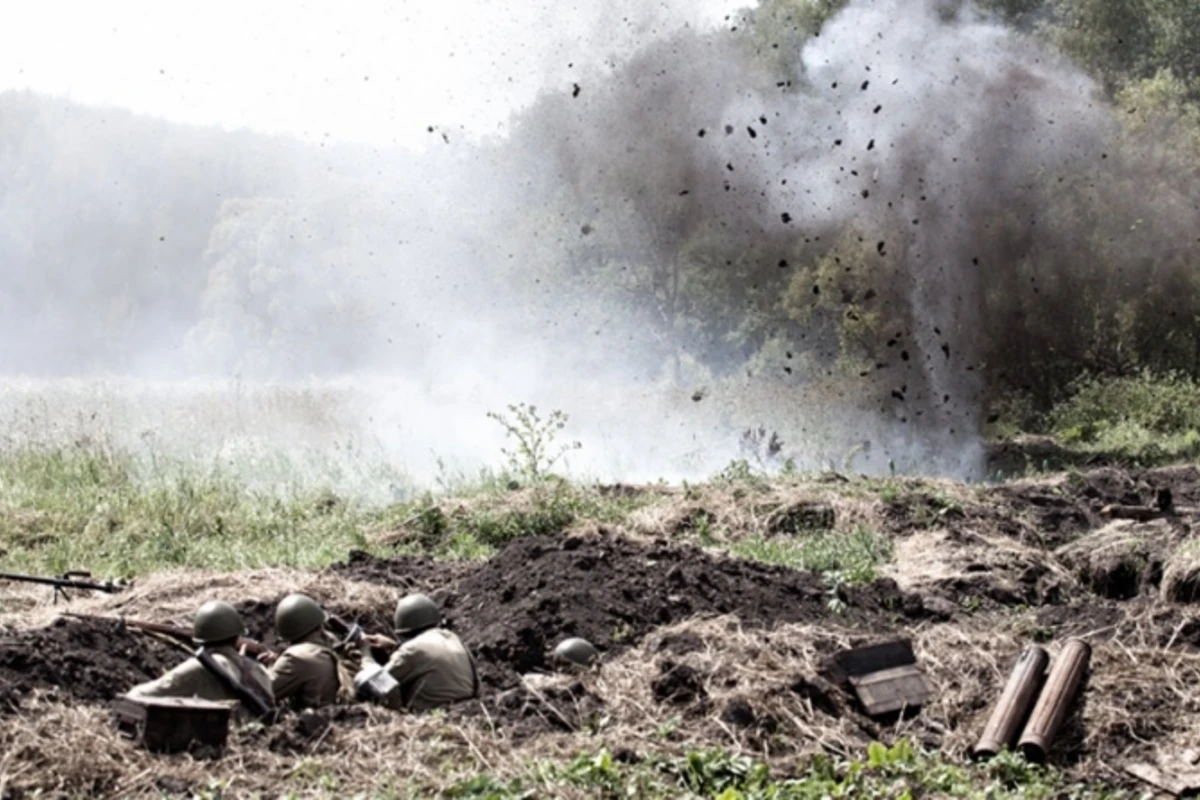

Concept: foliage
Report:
left=443, top=740, right=1134, bottom=799
left=486, top=404, right=581, bottom=482
left=727, top=526, right=893, bottom=585
left=0, top=446, right=370, bottom=576
left=0, top=443, right=643, bottom=575
left=1041, top=371, right=1200, bottom=464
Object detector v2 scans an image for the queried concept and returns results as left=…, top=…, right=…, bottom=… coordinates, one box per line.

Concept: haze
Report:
left=2, top=0, right=1194, bottom=495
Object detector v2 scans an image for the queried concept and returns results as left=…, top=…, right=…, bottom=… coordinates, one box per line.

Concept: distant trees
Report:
left=1, top=0, right=1197, bottom=435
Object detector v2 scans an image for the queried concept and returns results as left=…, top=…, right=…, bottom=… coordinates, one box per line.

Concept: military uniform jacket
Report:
left=365, top=628, right=477, bottom=711
left=269, top=631, right=342, bottom=710
left=127, top=644, right=274, bottom=704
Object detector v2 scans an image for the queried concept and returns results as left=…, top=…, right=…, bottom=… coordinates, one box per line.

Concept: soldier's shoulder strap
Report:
left=195, top=646, right=276, bottom=721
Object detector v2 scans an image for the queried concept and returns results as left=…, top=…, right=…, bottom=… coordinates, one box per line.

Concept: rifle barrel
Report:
left=0, top=571, right=123, bottom=593
left=62, top=613, right=271, bottom=656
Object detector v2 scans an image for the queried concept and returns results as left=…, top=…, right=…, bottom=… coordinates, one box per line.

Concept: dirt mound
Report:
left=1056, top=520, right=1176, bottom=600
left=0, top=617, right=180, bottom=705
left=439, top=530, right=929, bottom=690
left=331, top=550, right=464, bottom=593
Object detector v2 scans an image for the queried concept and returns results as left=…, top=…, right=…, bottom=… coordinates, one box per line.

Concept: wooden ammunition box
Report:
left=111, top=695, right=238, bottom=753
left=835, top=639, right=935, bottom=717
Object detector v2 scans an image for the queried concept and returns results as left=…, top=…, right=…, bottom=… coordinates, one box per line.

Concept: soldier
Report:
left=358, top=593, right=477, bottom=711
left=551, top=637, right=599, bottom=669
left=258, top=593, right=344, bottom=710
left=127, top=600, right=273, bottom=706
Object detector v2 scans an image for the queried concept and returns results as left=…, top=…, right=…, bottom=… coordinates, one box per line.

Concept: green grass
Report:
left=0, top=444, right=899, bottom=582
left=725, top=525, right=893, bottom=585
left=0, top=446, right=652, bottom=577
left=0, top=446, right=374, bottom=576
left=988, top=371, right=1200, bottom=470
left=441, top=741, right=1134, bottom=800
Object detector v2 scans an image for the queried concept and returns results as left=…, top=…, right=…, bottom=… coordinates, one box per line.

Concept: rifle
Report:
left=61, top=613, right=273, bottom=658
left=326, top=613, right=366, bottom=648
left=0, top=571, right=128, bottom=603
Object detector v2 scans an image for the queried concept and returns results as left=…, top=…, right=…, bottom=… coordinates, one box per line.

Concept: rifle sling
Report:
left=195, top=646, right=275, bottom=721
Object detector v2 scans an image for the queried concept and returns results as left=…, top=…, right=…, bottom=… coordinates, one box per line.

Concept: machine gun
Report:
left=0, top=570, right=128, bottom=603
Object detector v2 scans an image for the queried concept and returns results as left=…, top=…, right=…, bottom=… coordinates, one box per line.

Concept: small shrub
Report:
left=486, top=404, right=581, bottom=482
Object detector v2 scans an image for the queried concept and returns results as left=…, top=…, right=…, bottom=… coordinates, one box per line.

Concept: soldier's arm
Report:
left=383, top=641, right=425, bottom=685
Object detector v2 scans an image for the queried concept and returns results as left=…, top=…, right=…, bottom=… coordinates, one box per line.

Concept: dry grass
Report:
left=886, top=527, right=1075, bottom=599
left=0, top=690, right=536, bottom=799
left=2, top=603, right=1198, bottom=797
left=1162, top=542, right=1200, bottom=603
left=0, top=568, right=398, bottom=630
left=625, top=481, right=883, bottom=542
left=463, top=615, right=1200, bottom=788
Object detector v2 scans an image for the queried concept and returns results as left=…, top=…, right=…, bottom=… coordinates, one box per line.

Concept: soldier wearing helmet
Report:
left=258, top=593, right=344, bottom=710
left=358, top=593, right=477, bottom=711
left=127, top=600, right=273, bottom=705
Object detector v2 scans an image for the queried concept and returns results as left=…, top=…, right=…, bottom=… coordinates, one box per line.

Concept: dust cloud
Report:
left=0, top=0, right=1181, bottom=492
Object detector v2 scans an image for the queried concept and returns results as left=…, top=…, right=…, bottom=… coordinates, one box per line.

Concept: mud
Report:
left=884, top=465, right=1200, bottom=552
left=0, top=617, right=180, bottom=705
left=260, top=704, right=372, bottom=755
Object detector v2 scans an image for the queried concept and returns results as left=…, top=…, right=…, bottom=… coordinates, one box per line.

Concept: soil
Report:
left=0, top=617, right=180, bottom=706
left=435, top=530, right=930, bottom=690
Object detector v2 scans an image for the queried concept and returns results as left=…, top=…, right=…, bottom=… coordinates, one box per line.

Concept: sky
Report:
left=0, top=0, right=744, bottom=149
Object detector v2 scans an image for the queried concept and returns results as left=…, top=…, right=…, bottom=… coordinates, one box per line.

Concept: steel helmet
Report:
left=552, top=637, right=599, bottom=668
left=193, top=600, right=246, bottom=644
left=394, top=593, right=441, bottom=636
left=275, top=593, right=326, bottom=642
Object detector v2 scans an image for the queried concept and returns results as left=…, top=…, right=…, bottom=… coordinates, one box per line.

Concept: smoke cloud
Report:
left=0, top=0, right=1194, bottom=490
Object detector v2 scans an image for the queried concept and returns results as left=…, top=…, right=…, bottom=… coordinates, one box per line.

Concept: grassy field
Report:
left=5, top=376, right=1197, bottom=798
left=0, top=442, right=899, bottom=583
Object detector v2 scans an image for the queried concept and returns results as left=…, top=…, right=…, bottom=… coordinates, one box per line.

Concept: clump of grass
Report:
left=0, top=446, right=372, bottom=576
left=726, top=525, right=893, bottom=584
left=371, top=476, right=653, bottom=559
left=444, top=740, right=1132, bottom=799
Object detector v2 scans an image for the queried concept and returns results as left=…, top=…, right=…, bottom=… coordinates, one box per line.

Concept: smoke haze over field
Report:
left=1, top=0, right=1197, bottom=489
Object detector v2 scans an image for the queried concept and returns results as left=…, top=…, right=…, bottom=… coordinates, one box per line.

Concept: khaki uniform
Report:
left=128, top=644, right=273, bottom=704
left=364, top=628, right=477, bottom=711
left=269, top=630, right=342, bottom=710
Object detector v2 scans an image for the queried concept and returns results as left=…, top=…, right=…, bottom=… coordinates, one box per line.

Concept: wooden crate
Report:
left=835, top=639, right=935, bottom=717
left=111, top=696, right=238, bottom=753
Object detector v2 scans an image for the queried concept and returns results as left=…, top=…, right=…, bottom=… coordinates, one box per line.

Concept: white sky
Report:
left=0, top=0, right=743, bottom=149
